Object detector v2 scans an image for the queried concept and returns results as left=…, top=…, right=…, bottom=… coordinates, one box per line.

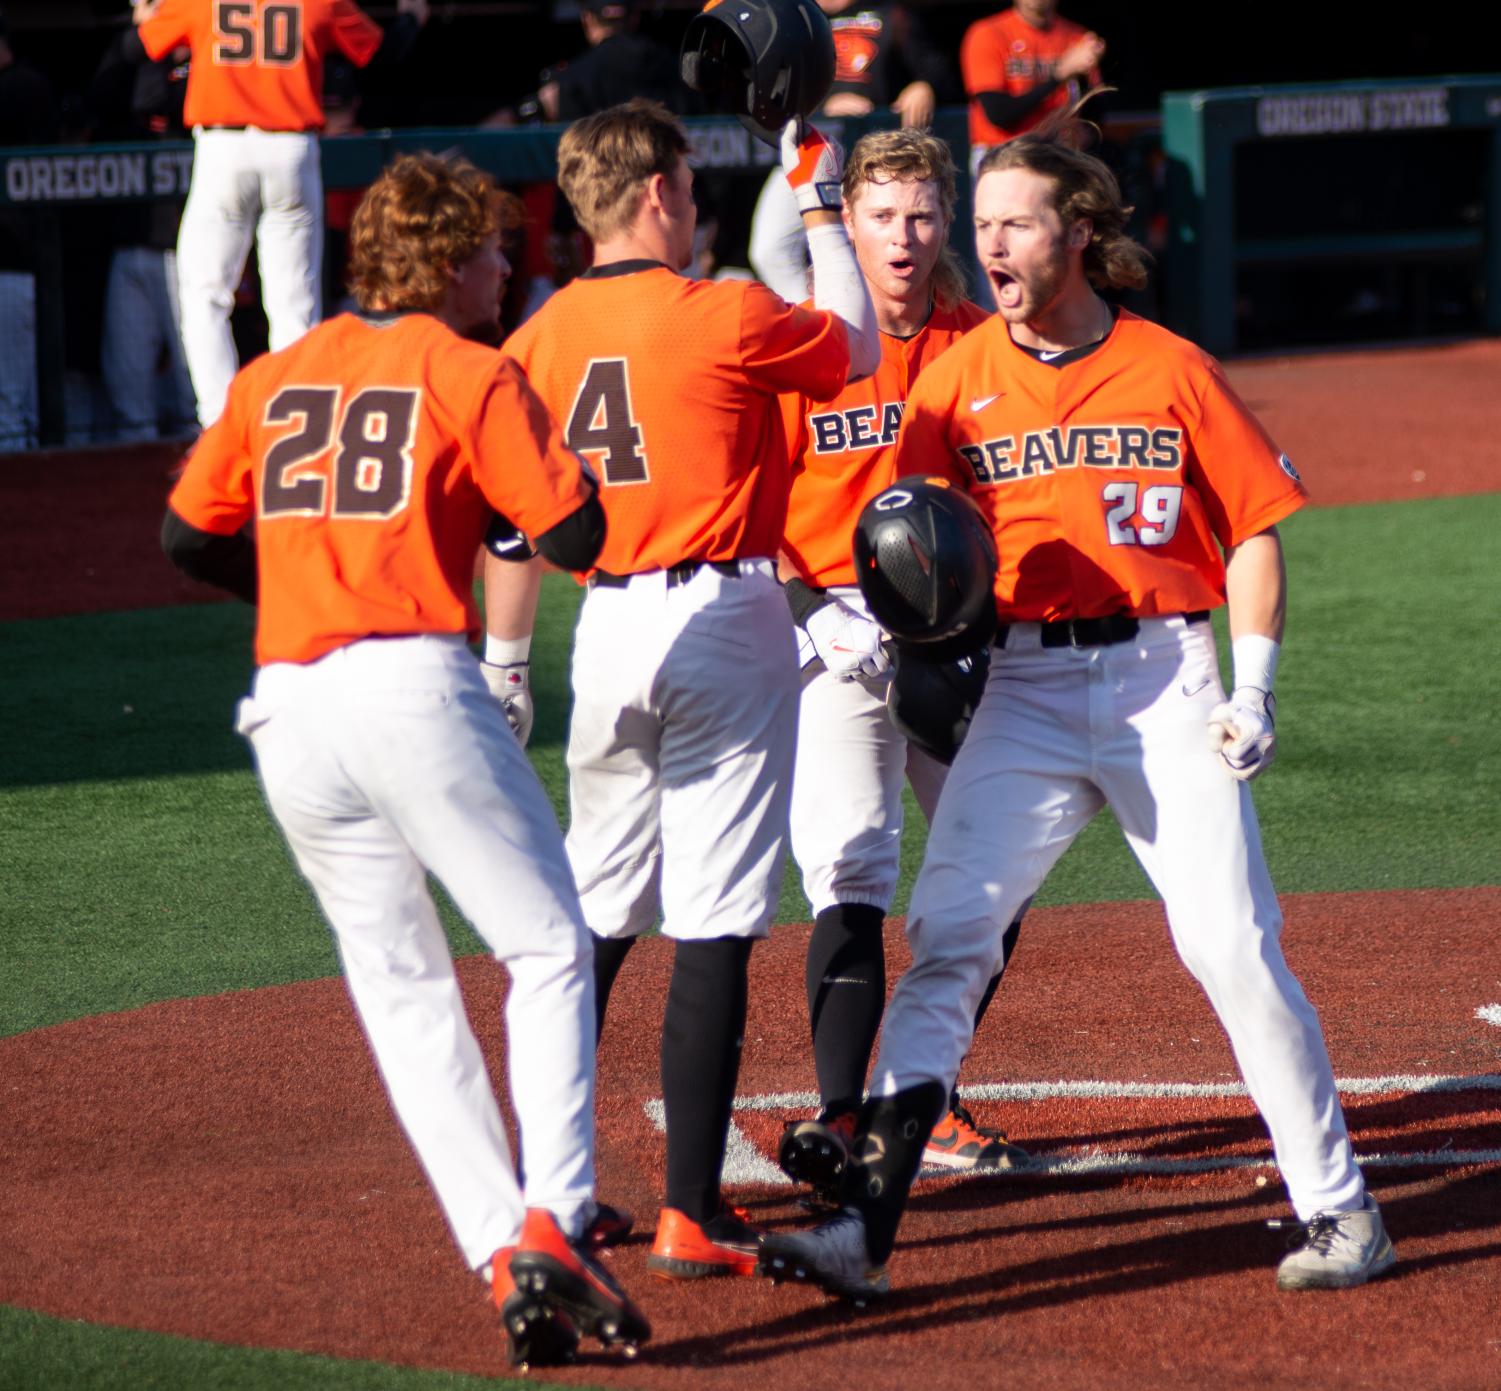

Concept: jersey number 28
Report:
left=260, top=386, right=416, bottom=520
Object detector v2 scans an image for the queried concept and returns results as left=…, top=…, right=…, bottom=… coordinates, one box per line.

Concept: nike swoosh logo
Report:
left=1039, top=350, right=1065, bottom=361
left=969, top=393, right=1002, bottom=413
left=1182, top=678, right=1211, bottom=697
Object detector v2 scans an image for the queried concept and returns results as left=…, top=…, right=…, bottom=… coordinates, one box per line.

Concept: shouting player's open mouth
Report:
left=989, top=268, right=1023, bottom=310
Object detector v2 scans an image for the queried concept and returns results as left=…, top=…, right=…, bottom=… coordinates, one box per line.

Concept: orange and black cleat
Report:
left=647, top=1202, right=764, bottom=1279
left=507, top=1210, right=651, bottom=1360
left=491, top=1245, right=581, bottom=1371
left=778, top=1105, right=859, bottom=1199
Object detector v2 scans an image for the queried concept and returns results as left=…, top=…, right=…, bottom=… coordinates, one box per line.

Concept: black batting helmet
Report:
left=886, top=643, right=991, bottom=766
left=854, top=477, right=998, bottom=659
left=679, top=0, right=836, bottom=147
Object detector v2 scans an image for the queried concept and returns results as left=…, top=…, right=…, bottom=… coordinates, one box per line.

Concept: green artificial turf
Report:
left=0, top=1306, right=577, bottom=1391
left=1, top=491, right=1498, bottom=1387
left=4, top=495, right=1498, bottom=1042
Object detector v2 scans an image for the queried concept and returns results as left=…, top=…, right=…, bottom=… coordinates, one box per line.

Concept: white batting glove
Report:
left=805, top=602, right=890, bottom=681
left=1207, top=687, right=1277, bottom=781
left=780, top=119, right=844, bottom=213
left=480, top=661, right=534, bottom=747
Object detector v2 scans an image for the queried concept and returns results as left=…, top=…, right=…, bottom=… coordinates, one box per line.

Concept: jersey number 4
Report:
left=566, top=359, right=649, bottom=485
left=214, top=1, right=303, bottom=67
left=261, top=387, right=416, bottom=520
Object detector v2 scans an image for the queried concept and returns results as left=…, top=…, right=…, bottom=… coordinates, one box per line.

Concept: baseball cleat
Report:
left=1273, top=1193, right=1396, bottom=1290
left=922, top=1101, right=1031, bottom=1171
left=506, top=1209, right=652, bottom=1357
left=758, top=1206, right=889, bottom=1306
left=778, top=1106, right=859, bottom=1196
left=491, top=1246, right=581, bottom=1370
left=647, top=1203, right=764, bottom=1279
left=582, top=1200, right=634, bottom=1251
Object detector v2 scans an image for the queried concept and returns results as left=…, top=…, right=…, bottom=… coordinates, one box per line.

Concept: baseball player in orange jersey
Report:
left=961, top=0, right=1103, bottom=163
left=162, top=153, right=649, bottom=1369
left=484, top=98, right=878, bottom=1279
left=759, top=114, right=1395, bottom=1300
left=133, top=0, right=427, bottom=429
left=775, top=128, right=1029, bottom=1195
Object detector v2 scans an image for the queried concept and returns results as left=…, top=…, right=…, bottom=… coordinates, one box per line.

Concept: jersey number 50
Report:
left=260, top=387, right=417, bottom=520
left=214, top=1, right=302, bottom=67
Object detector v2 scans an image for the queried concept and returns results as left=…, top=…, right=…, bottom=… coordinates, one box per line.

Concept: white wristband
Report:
left=1231, top=634, right=1279, bottom=694
left=485, top=634, right=532, bottom=666
left=805, top=221, right=880, bottom=381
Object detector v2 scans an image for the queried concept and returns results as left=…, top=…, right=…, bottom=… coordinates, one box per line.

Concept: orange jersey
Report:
left=170, top=312, right=590, bottom=665
left=895, top=310, right=1308, bottom=622
left=781, top=298, right=990, bottom=587
left=501, top=263, right=849, bottom=575
left=138, top=0, right=382, bottom=132
left=960, top=9, right=1098, bottom=147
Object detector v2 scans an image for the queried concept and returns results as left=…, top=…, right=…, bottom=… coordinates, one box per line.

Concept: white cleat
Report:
left=1275, top=1193, right=1396, bottom=1290
left=758, top=1206, right=889, bottom=1306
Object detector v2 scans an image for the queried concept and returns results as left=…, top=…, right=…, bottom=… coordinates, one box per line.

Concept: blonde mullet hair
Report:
left=843, top=127, right=968, bottom=311
left=976, top=94, right=1151, bottom=292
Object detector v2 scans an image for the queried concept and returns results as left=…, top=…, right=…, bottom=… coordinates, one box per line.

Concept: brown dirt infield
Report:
left=2, top=892, right=1499, bottom=1390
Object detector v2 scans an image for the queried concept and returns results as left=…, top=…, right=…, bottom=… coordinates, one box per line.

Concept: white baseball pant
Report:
left=236, top=634, right=597, bottom=1269
left=178, top=128, right=322, bottom=427
left=870, top=613, right=1366, bottom=1220
left=101, top=247, right=196, bottom=441
left=565, top=560, right=801, bottom=942
left=791, top=588, right=947, bottom=916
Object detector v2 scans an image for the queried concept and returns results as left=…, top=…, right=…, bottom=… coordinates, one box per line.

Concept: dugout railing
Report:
left=0, top=110, right=971, bottom=451
left=1162, top=74, right=1501, bottom=356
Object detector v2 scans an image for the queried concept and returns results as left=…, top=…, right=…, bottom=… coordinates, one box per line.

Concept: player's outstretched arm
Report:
left=779, top=120, right=880, bottom=383
left=1209, top=526, right=1286, bottom=781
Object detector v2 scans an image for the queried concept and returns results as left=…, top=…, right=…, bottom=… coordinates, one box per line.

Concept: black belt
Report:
left=996, top=610, right=1210, bottom=650
left=590, top=561, right=740, bottom=589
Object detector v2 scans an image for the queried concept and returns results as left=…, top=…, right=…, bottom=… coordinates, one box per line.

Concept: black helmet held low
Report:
left=679, top=0, right=836, bottom=146
left=886, top=644, right=991, bottom=766
left=853, top=477, right=998, bottom=659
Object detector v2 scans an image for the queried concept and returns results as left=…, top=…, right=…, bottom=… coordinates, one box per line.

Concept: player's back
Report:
left=504, top=265, right=848, bottom=575
left=186, top=312, right=568, bottom=664
left=138, top=0, right=382, bottom=131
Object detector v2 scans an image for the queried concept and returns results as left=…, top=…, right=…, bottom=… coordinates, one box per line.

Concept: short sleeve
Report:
left=136, top=0, right=194, bottom=61
left=738, top=283, right=849, bottom=403
left=960, top=20, right=1002, bottom=98
left=330, top=0, right=384, bottom=67
left=468, top=359, right=592, bottom=541
left=893, top=369, right=967, bottom=487
left=1188, top=358, right=1309, bottom=547
left=168, top=390, right=256, bottom=535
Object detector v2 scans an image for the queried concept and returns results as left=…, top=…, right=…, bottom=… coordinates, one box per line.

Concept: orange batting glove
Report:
left=780, top=119, right=844, bottom=214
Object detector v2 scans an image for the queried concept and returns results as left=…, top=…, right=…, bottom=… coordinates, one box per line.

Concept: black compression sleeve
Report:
left=364, top=14, right=422, bottom=72
left=161, top=508, right=257, bottom=604
left=784, top=576, right=831, bottom=627
left=533, top=492, right=606, bottom=573
left=977, top=80, right=1061, bottom=131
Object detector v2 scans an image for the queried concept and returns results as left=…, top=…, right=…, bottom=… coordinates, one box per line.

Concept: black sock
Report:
left=805, top=903, right=886, bottom=1113
left=591, top=933, right=636, bottom=1047
left=662, top=935, right=754, bottom=1225
left=844, top=1081, right=948, bottom=1264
